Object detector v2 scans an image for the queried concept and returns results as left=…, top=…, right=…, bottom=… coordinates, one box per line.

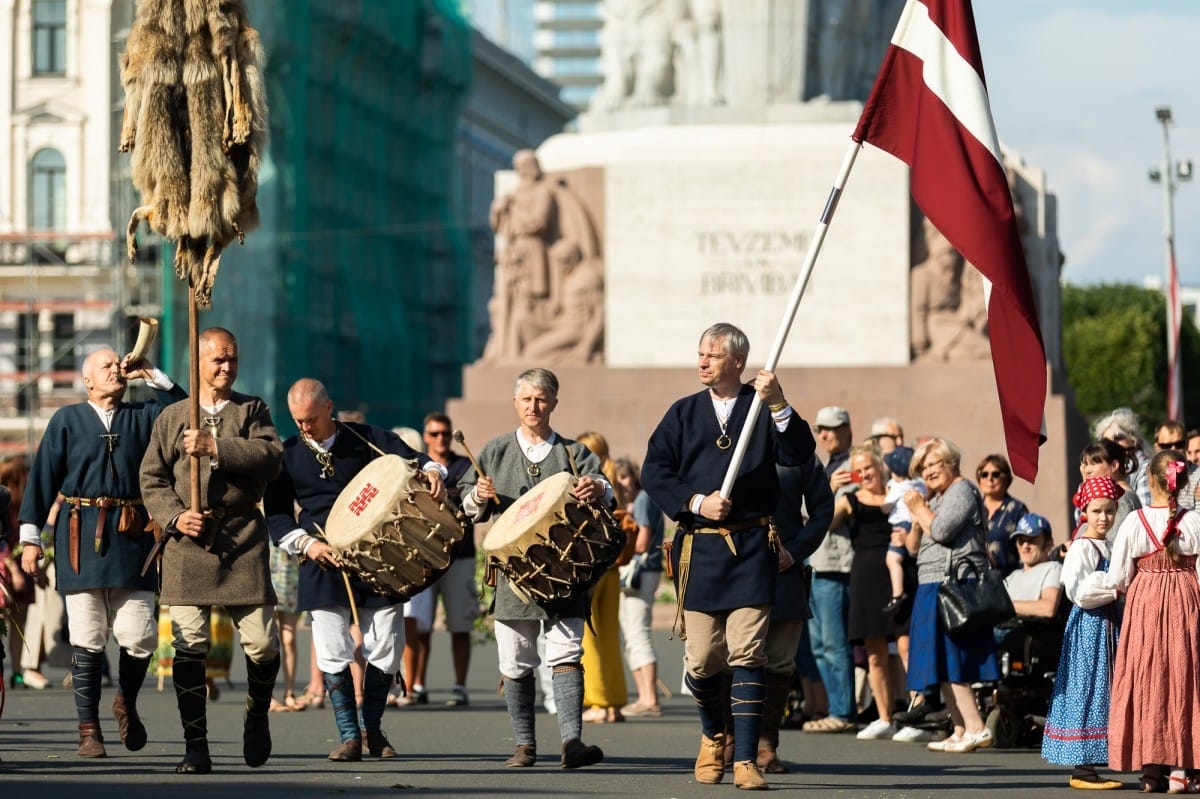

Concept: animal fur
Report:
left=120, top=0, right=266, bottom=308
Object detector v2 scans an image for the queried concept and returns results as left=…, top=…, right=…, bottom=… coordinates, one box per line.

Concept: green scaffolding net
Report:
left=163, top=0, right=474, bottom=434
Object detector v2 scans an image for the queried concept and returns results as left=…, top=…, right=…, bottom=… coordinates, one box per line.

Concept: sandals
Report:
left=582, top=707, right=608, bottom=724
left=285, top=691, right=308, bottom=711
left=304, top=687, right=326, bottom=709
left=802, top=715, right=857, bottom=733
left=621, top=701, right=663, bottom=717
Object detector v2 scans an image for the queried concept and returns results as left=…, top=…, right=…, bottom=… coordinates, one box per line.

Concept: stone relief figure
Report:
left=910, top=218, right=991, bottom=363
left=483, top=150, right=604, bottom=364
left=675, top=0, right=724, bottom=107
left=591, top=0, right=682, bottom=111
left=521, top=240, right=606, bottom=365
left=807, top=0, right=874, bottom=101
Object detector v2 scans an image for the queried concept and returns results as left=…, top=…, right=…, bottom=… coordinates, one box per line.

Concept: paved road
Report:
left=1, top=626, right=1088, bottom=798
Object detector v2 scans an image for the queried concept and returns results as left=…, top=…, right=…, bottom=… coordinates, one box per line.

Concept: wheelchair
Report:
left=978, top=601, right=1070, bottom=749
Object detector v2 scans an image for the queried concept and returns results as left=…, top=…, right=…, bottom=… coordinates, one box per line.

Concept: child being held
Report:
left=881, top=450, right=924, bottom=613
left=1041, top=476, right=1125, bottom=790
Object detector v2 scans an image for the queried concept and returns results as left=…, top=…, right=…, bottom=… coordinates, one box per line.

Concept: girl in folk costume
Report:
left=1090, top=451, right=1200, bottom=793
left=1041, top=476, right=1125, bottom=790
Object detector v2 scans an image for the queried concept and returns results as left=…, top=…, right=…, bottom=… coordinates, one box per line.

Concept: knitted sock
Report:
left=503, top=674, right=537, bottom=747
left=552, top=662, right=585, bottom=744
left=324, top=667, right=361, bottom=743
left=116, top=648, right=150, bottom=711
left=361, top=664, right=391, bottom=734
left=71, top=646, right=104, bottom=725
left=685, top=671, right=727, bottom=739
left=172, top=649, right=208, bottom=745
left=730, top=666, right=766, bottom=762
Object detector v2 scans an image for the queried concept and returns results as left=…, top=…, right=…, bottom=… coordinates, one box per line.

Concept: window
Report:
left=32, top=0, right=67, bottom=75
left=30, top=148, right=66, bottom=230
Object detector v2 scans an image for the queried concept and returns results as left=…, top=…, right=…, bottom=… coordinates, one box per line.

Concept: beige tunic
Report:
left=140, top=392, right=283, bottom=606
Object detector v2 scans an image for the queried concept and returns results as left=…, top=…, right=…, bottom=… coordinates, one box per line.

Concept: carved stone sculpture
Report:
left=483, top=151, right=604, bottom=364
left=910, top=219, right=991, bottom=363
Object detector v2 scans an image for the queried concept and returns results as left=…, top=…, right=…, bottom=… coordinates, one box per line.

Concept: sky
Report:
left=970, top=1, right=1200, bottom=287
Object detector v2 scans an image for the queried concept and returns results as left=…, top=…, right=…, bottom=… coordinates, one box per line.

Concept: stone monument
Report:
left=452, top=3, right=1082, bottom=533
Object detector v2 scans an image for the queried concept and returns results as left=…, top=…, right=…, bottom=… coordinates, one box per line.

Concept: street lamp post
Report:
left=1149, top=106, right=1193, bottom=422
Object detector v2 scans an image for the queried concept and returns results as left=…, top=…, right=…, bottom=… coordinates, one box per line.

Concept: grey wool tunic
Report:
left=140, top=392, right=283, bottom=606
left=459, top=432, right=605, bottom=622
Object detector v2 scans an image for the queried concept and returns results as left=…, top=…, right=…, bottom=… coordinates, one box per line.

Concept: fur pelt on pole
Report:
left=120, top=0, right=266, bottom=308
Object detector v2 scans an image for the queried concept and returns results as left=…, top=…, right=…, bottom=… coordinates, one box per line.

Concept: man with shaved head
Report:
left=18, top=345, right=184, bottom=759
left=264, top=378, right=445, bottom=763
left=141, top=327, right=284, bottom=775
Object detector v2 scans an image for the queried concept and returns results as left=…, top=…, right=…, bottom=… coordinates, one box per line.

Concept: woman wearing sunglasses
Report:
left=976, top=454, right=1028, bottom=577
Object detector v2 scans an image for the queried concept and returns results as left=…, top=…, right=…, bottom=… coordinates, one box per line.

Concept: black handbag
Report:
left=936, top=555, right=1014, bottom=637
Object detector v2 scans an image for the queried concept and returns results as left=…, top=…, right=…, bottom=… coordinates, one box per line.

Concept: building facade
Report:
left=0, top=0, right=159, bottom=454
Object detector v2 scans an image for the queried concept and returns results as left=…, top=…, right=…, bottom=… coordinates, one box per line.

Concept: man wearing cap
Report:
left=801, top=405, right=857, bottom=734
left=1003, top=513, right=1062, bottom=619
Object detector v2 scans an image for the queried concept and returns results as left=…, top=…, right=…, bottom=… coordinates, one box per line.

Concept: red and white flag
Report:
left=1167, top=236, right=1183, bottom=421
left=853, top=0, right=1047, bottom=481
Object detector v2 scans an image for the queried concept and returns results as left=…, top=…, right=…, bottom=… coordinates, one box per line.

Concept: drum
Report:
left=324, top=455, right=465, bottom=602
left=482, top=471, right=626, bottom=603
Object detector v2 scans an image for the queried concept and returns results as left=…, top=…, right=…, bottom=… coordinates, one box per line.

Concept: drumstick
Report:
left=313, top=522, right=361, bottom=629
left=453, top=429, right=499, bottom=507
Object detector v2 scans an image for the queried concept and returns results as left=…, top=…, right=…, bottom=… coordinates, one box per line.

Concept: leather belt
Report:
left=673, top=515, right=776, bottom=640
left=59, top=494, right=144, bottom=573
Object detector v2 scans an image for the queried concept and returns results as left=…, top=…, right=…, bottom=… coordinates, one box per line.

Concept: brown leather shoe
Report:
left=757, top=748, right=789, bottom=774
left=695, top=733, right=726, bottom=784
left=113, top=693, right=147, bottom=751
left=505, top=744, right=536, bottom=767
left=77, top=722, right=107, bottom=758
left=734, top=760, right=769, bottom=790
left=561, top=738, right=603, bottom=769
left=724, top=733, right=736, bottom=765
left=328, top=739, right=363, bottom=762
left=366, top=731, right=397, bottom=758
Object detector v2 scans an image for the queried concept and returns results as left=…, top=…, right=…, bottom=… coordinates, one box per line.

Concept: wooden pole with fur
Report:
left=118, top=0, right=267, bottom=511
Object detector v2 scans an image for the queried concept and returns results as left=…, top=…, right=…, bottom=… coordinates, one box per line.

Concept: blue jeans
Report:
left=807, top=573, right=854, bottom=721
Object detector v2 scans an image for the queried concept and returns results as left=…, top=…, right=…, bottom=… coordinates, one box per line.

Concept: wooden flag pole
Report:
left=188, top=282, right=201, bottom=513
left=719, top=140, right=863, bottom=499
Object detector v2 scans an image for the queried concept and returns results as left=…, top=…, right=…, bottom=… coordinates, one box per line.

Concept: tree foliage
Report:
left=1062, top=283, right=1200, bottom=434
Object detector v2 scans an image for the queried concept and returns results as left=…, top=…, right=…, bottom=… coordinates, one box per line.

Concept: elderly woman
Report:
left=976, top=454, right=1028, bottom=577
left=1092, top=407, right=1151, bottom=506
left=828, top=446, right=911, bottom=742
left=903, top=438, right=1000, bottom=753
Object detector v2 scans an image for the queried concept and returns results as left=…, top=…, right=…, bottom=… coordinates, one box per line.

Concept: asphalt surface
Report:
left=1, top=625, right=1090, bottom=798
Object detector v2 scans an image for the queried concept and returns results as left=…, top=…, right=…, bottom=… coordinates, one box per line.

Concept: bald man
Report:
left=141, top=326, right=284, bottom=775
left=19, top=347, right=185, bottom=759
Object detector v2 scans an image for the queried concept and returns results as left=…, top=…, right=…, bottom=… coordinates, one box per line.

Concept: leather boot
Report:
left=695, top=733, right=726, bottom=784
left=505, top=744, right=537, bottom=768
left=113, top=692, right=147, bottom=752
left=172, top=650, right=211, bottom=774
left=243, top=654, right=279, bottom=768
left=366, top=730, right=397, bottom=759
left=560, top=738, right=603, bottom=769
left=328, top=739, right=363, bottom=762
left=114, top=648, right=150, bottom=751
left=77, top=721, right=108, bottom=758
left=758, top=672, right=792, bottom=773
left=734, top=759, right=769, bottom=791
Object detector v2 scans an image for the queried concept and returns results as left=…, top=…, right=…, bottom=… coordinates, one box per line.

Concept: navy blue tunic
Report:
left=641, top=384, right=816, bottom=612
left=19, top=384, right=187, bottom=592
left=264, top=423, right=431, bottom=613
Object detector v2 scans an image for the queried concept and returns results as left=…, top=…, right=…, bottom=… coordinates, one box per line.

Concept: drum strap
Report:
left=672, top=516, right=774, bottom=640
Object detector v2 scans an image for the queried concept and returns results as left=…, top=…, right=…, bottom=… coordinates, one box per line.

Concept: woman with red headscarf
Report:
left=1041, top=476, right=1125, bottom=790
left=1089, top=451, right=1200, bottom=792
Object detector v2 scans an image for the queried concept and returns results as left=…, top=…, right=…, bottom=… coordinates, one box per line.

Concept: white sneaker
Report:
left=892, top=725, right=933, bottom=743
left=855, top=719, right=896, bottom=740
